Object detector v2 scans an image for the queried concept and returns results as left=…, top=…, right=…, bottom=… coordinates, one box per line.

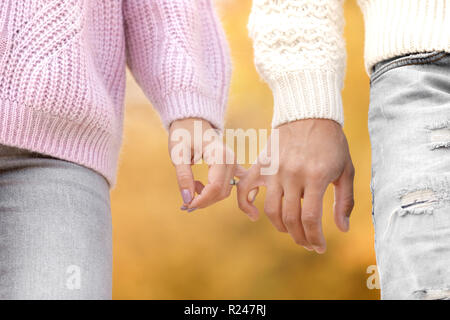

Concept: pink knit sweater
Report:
left=0, top=1, right=231, bottom=186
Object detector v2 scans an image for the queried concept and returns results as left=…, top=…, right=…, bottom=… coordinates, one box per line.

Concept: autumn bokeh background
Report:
left=112, top=0, right=377, bottom=299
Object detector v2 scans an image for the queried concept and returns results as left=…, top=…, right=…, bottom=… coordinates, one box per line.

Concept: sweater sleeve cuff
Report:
left=151, top=91, right=225, bottom=132
left=268, top=70, right=344, bottom=128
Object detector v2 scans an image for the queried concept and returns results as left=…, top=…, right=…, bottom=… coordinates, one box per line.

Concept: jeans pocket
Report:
left=370, top=51, right=448, bottom=85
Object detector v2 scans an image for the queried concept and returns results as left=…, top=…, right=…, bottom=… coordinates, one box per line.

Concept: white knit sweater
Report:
left=248, top=0, right=450, bottom=128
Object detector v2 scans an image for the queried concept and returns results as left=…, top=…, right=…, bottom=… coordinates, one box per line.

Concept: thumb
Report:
left=235, top=165, right=260, bottom=211
left=175, top=164, right=195, bottom=205
left=235, top=165, right=260, bottom=203
left=333, top=162, right=355, bottom=232
left=237, top=164, right=264, bottom=221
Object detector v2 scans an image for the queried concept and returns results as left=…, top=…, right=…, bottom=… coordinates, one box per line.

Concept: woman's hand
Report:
left=169, top=118, right=236, bottom=212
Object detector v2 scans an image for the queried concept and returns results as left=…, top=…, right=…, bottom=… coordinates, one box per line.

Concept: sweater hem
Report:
left=0, top=98, right=120, bottom=187
left=268, top=70, right=344, bottom=128
left=151, top=91, right=226, bottom=132
left=359, top=0, right=450, bottom=73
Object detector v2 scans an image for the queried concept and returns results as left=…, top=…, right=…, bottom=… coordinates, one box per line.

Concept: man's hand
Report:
left=236, top=119, right=355, bottom=253
left=169, top=118, right=236, bottom=212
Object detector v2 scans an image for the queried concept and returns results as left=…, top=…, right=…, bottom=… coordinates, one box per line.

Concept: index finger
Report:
left=236, top=164, right=262, bottom=220
left=188, top=164, right=233, bottom=209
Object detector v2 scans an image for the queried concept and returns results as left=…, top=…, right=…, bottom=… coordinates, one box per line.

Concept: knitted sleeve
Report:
left=248, top=0, right=346, bottom=128
left=123, top=0, right=232, bottom=131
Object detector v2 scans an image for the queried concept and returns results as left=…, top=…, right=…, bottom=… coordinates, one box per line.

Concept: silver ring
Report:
left=230, top=178, right=238, bottom=186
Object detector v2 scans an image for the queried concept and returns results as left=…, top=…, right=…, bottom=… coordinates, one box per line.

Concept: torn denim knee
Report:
left=399, top=189, right=437, bottom=215
left=382, top=175, right=450, bottom=239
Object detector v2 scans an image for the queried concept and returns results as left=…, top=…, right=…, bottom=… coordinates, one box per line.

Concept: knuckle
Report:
left=302, top=213, right=319, bottom=228
left=283, top=164, right=302, bottom=177
left=283, top=214, right=298, bottom=227
left=307, top=164, right=328, bottom=180
left=264, top=205, right=278, bottom=218
left=177, top=175, right=192, bottom=186
left=209, top=183, right=222, bottom=195
left=177, top=170, right=191, bottom=179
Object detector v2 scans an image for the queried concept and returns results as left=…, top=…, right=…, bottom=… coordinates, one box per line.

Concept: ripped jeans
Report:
left=369, top=52, right=450, bottom=300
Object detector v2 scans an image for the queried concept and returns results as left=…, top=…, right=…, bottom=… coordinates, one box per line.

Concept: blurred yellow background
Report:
left=112, top=0, right=377, bottom=299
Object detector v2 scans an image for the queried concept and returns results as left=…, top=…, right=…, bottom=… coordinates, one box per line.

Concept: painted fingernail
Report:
left=187, top=208, right=197, bottom=213
left=181, top=189, right=192, bottom=204
left=180, top=205, right=188, bottom=210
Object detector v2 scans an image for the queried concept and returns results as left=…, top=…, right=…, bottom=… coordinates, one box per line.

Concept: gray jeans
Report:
left=369, top=52, right=450, bottom=299
left=0, top=144, right=112, bottom=299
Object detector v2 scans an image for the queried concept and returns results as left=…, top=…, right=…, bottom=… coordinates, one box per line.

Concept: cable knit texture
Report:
left=0, top=0, right=231, bottom=187
left=248, top=0, right=346, bottom=128
left=249, top=0, right=450, bottom=128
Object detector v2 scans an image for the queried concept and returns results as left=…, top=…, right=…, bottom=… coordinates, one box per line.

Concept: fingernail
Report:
left=187, top=208, right=197, bottom=213
left=180, top=205, right=187, bottom=210
left=248, top=189, right=257, bottom=203
left=181, top=189, right=192, bottom=204
left=302, top=246, right=314, bottom=252
left=313, top=246, right=326, bottom=254
left=344, top=217, right=350, bottom=231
